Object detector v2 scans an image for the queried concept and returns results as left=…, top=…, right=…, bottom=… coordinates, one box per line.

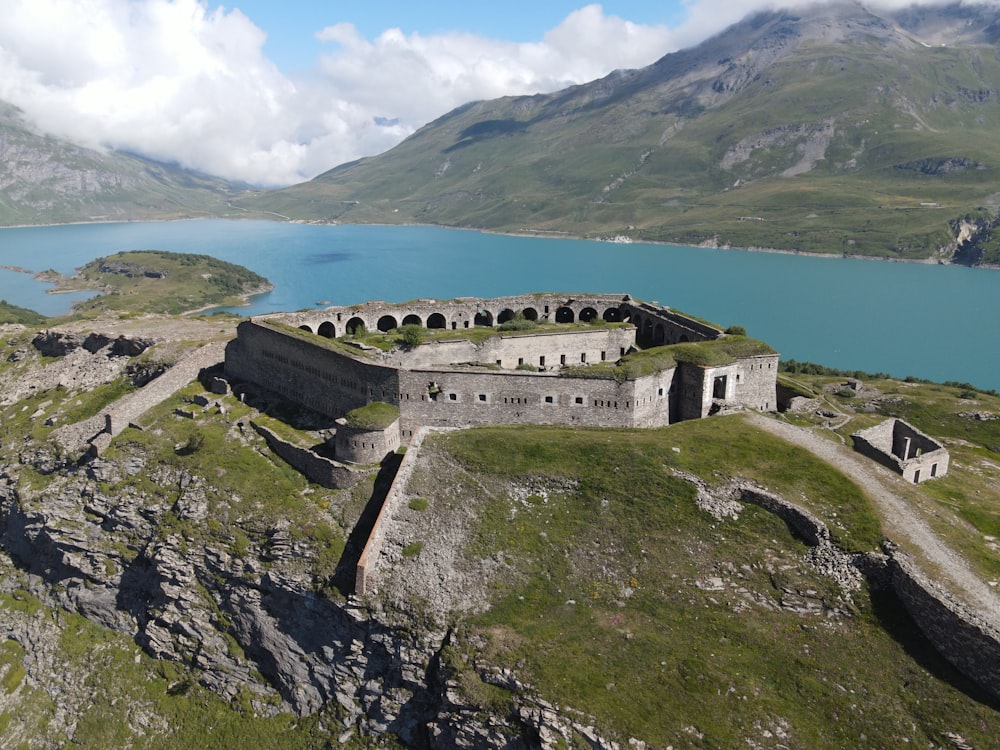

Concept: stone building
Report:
left=851, top=418, right=950, bottom=483
left=224, top=294, right=779, bottom=456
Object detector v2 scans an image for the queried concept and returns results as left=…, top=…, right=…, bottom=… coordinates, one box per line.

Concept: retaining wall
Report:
left=890, top=554, right=1000, bottom=702
left=251, top=421, right=367, bottom=490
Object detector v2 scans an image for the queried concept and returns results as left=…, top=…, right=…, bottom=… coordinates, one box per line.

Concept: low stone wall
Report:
left=251, top=422, right=367, bottom=490
left=736, top=485, right=829, bottom=546
left=890, top=554, right=1000, bottom=702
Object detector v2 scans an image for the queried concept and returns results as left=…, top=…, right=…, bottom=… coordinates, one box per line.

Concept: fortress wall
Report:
left=675, top=365, right=711, bottom=421
left=734, top=355, right=780, bottom=412
left=225, top=321, right=401, bottom=419
left=396, top=369, right=649, bottom=431
left=335, top=418, right=401, bottom=464
left=387, top=328, right=636, bottom=371
left=251, top=421, right=367, bottom=489
left=890, top=554, right=1000, bottom=702
left=629, top=369, right=679, bottom=427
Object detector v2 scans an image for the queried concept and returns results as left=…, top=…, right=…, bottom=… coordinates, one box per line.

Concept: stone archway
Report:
left=555, top=306, right=575, bottom=323
left=602, top=307, right=623, bottom=323
left=522, top=307, right=538, bottom=321
left=474, top=310, right=494, bottom=327
left=579, top=307, right=598, bottom=323
left=427, top=312, right=447, bottom=329
left=402, top=314, right=422, bottom=327
left=654, top=324, right=666, bottom=345
left=377, top=315, right=399, bottom=333
left=497, top=308, right=516, bottom=324
left=318, top=321, right=336, bottom=338
left=346, top=317, right=366, bottom=335
left=298, top=324, right=314, bottom=334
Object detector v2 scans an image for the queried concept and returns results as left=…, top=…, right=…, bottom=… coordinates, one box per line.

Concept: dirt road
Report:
left=748, top=413, right=1000, bottom=628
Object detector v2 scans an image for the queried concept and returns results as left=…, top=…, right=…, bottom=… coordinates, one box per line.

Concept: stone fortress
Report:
left=223, top=293, right=780, bottom=458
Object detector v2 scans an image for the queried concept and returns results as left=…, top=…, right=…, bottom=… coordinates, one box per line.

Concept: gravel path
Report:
left=747, top=414, right=1000, bottom=628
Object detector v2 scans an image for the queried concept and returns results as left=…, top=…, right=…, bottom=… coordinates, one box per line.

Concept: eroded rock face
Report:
left=0, top=451, right=620, bottom=748
left=31, top=331, right=85, bottom=357
left=32, top=330, right=154, bottom=359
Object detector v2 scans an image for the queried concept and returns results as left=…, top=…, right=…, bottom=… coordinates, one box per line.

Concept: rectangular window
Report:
left=560, top=354, right=567, bottom=365
left=539, top=356, right=546, bottom=367
left=449, top=393, right=457, bottom=401
left=545, top=396, right=554, bottom=404
left=658, top=388, right=664, bottom=396
left=496, top=360, right=502, bottom=366
left=575, top=396, right=584, bottom=405
left=581, top=353, right=587, bottom=363
left=931, top=463, right=938, bottom=477
left=478, top=394, right=487, bottom=402
left=518, top=357, right=524, bottom=365
left=601, top=351, right=606, bottom=361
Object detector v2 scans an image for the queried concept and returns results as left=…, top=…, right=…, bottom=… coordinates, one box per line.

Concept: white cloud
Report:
left=0, top=0, right=981, bottom=186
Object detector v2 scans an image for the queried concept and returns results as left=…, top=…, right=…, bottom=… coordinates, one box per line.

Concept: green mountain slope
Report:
left=0, top=102, right=251, bottom=226
left=246, top=2, right=1000, bottom=263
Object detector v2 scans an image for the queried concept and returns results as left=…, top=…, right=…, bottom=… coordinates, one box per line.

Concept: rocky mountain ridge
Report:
left=244, top=1, right=1000, bottom=264
left=0, top=103, right=250, bottom=227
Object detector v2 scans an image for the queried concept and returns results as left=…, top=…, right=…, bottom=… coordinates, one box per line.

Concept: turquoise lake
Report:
left=1, top=219, right=997, bottom=390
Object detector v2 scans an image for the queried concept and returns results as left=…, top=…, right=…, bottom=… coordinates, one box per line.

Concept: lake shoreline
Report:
left=3, top=216, right=998, bottom=271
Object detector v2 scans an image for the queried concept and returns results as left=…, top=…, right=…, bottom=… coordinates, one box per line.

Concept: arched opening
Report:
left=602, top=307, right=623, bottom=323
left=377, top=315, right=398, bottom=333
left=555, top=306, right=575, bottom=323
left=679, top=334, right=690, bottom=343
left=346, top=317, right=366, bottom=335
left=654, top=324, right=666, bottom=345
left=522, top=307, right=538, bottom=321
left=402, top=314, right=422, bottom=327
left=638, top=318, right=653, bottom=346
left=579, top=307, right=598, bottom=323
left=298, top=324, right=314, bottom=334
left=427, top=312, right=447, bottom=329
left=474, top=310, right=494, bottom=327
left=497, top=308, right=516, bottom=324
left=317, top=321, right=336, bottom=338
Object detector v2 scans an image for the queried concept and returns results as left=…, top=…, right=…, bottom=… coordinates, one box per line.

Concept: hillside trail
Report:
left=747, top=413, right=1000, bottom=629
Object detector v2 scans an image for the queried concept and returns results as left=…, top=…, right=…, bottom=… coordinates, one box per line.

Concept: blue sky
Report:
left=214, top=1, right=690, bottom=72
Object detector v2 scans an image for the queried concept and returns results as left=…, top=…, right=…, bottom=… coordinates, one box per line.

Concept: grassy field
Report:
left=409, top=417, right=998, bottom=748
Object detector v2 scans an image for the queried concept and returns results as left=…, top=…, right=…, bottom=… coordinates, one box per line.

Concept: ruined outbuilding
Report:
left=851, top=418, right=950, bottom=483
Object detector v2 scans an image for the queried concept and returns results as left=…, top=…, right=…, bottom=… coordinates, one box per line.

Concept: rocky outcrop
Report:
left=0, top=437, right=629, bottom=748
